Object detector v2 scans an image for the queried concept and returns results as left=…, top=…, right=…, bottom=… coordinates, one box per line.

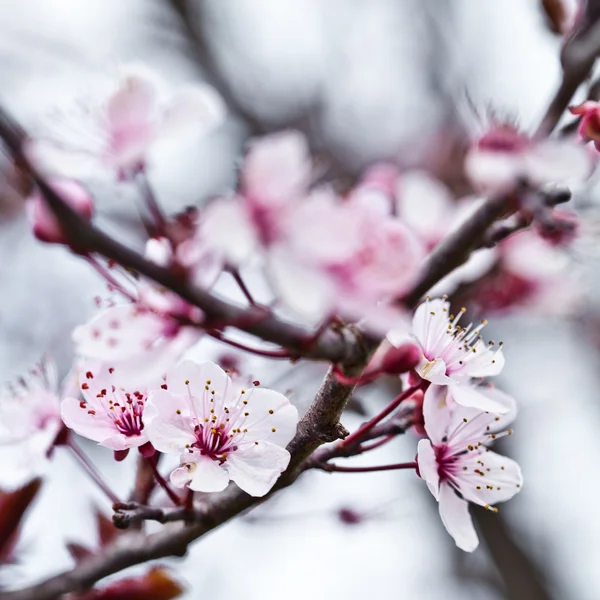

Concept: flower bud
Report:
left=27, top=178, right=94, bottom=244
left=380, top=342, right=421, bottom=375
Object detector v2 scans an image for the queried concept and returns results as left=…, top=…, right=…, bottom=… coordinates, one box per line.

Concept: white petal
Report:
left=417, top=358, right=451, bottom=385
left=143, top=390, right=196, bottom=455
left=396, top=170, right=453, bottom=242
left=421, top=385, right=451, bottom=444
left=464, top=150, right=522, bottom=194
left=73, top=305, right=165, bottom=362
left=236, top=388, right=298, bottom=447
left=450, top=383, right=510, bottom=414
left=160, top=84, right=225, bottom=139
left=438, top=483, right=479, bottom=552
left=173, top=453, right=229, bottom=493
left=203, top=198, right=259, bottom=265
left=164, top=360, right=230, bottom=399
left=225, top=441, right=290, bottom=497
left=417, top=439, right=440, bottom=500
left=411, top=298, right=451, bottom=349
left=525, top=140, right=593, bottom=187
left=457, top=450, right=523, bottom=506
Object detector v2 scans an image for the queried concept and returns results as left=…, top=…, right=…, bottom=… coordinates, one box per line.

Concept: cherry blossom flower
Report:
left=144, top=360, right=298, bottom=497
left=388, top=297, right=511, bottom=413
left=570, top=101, right=600, bottom=150
left=416, top=385, right=522, bottom=552
left=202, top=130, right=312, bottom=265
left=26, top=178, right=94, bottom=244
left=269, top=190, right=424, bottom=329
left=0, top=361, right=64, bottom=489
left=27, top=64, right=225, bottom=180
left=73, top=237, right=217, bottom=387
left=466, top=229, right=580, bottom=315
left=465, top=124, right=592, bottom=194
left=61, top=363, right=149, bottom=451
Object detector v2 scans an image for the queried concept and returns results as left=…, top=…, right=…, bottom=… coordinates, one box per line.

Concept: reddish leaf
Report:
left=96, top=511, right=124, bottom=548
left=71, top=567, right=184, bottom=600
left=0, top=479, right=42, bottom=563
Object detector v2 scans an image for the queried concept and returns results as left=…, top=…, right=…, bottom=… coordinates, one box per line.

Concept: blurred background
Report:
left=0, top=0, right=597, bottom=599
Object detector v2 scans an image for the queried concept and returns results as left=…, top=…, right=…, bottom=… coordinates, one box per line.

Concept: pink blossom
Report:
left=468, top=229, right=579, bottom=315
left=73, top=238, right=215, bottom=388
left=570, top=101, right=600, bottom=150
left=0, top=361, right=64, bottom=488
left=27, top=64, right=225, bottom=180
left=269, top=190, right=424, bottom=328
left=388, top=298, right=512, bottom=413
left=26, top=178, right=94, bottom=244
left=465, top=124, right=592, bottom=194
left=416, top=385, right=522, bottom=551
left=203, top=131, right=312, bottom=265
left=61, top=363, right=149, bottom=451
left=144, top=360, right=298, bottom=497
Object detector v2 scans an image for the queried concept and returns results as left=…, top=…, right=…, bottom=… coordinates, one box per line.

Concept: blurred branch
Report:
left=474, top=507, right=557, bottom=600
left=166, top=0, right=266, bottom=134
left=536, top=0, right=600, bottom=137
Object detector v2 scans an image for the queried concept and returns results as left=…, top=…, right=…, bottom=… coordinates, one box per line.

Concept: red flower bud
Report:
left=380, top=343, right=421, bottom=375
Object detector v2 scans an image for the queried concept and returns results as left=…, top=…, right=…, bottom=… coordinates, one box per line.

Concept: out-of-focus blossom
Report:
left=416, top=385, right=522, bottom=552
left=270, top=190, right=424, bottom=328
left=26, top=178, right=94, bottom=244
left=144, top=360, right=298, bottom=496
left=61, top=363, right=149, bottom=451
left=73, top=237, right=216, bottom=387
left=465, top=124, right=592, bottom=194
left=467, top=229, right=579, bottom=314
left=71, top=566, right=184, bottom=600
left=0, top=361, right=64, bottom=488
left=388, top=297, right=512, bottom=413
left=570, top=101, right=600, bottom=150
left=203, top=131, right=311, bottom=265
left=27, top=64, right=225, bottom=180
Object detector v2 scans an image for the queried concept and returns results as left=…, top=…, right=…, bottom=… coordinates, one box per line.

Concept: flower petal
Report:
left=61, top=396, right=120, bottom=444
left=421, top=385, right=451, bottom=444
left=417, top=438, right=440, bottom=500
left=225, top=441, right=290, bottom=497
left=438, top=483, right=479, bottom=552
left=181, top=453, right=229, bottom=493
left=143, top=390, right=197, bottom=455
left=235, top=388, right=298, bottom=447
left=164, top=360, right=230, bottom=399
left=450, top=383, right=510, bottom=414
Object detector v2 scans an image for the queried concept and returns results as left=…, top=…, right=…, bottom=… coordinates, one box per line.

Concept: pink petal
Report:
left=417, top=438, right=440, bottom=499
left=242, top=131, right=311, bottom=205
left=61, top=396, right=119, bottom=444
left=411, top=298, right=450, bottom=348
left=464, top=150, right=522, bottom=194
left=225, top=441, right=290, bottom=497
left=438, top=483, right=479, bottom=552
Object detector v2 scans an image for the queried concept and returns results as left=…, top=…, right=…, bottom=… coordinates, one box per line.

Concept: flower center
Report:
left=192, top=421, right=236, bottom=461
left=109, top=392, right=145, bottom=437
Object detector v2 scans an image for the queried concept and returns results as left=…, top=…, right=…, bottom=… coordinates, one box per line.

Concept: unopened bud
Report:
left=337, top=507, right=363, bottom=526
left=380, top=343, right=421, bottom=375
left=27, top=178, right=94, bottom=244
